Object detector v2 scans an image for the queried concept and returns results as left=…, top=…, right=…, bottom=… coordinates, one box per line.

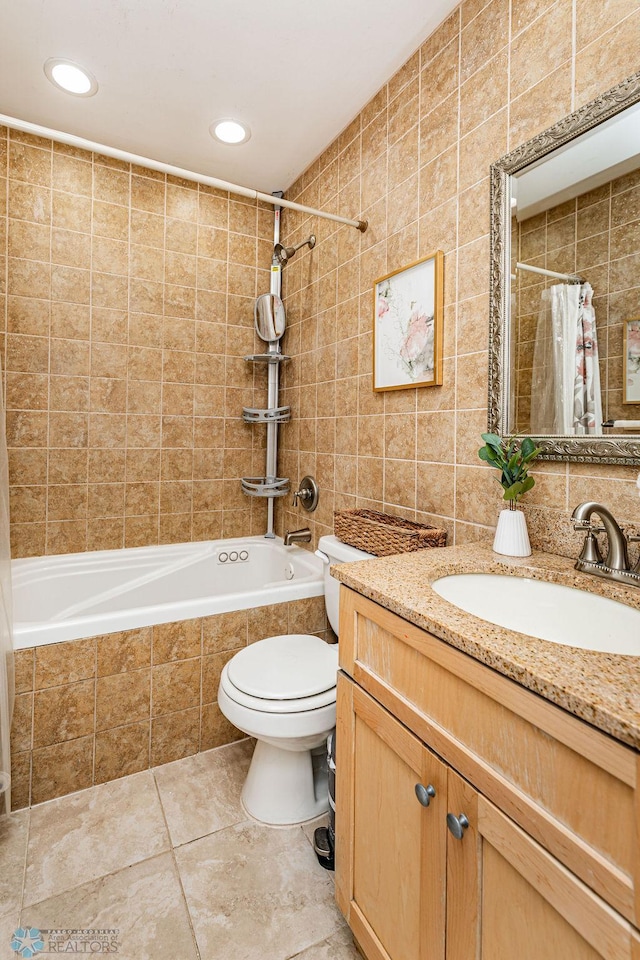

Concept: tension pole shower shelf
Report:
left=240, top=196, right=290, bottom=538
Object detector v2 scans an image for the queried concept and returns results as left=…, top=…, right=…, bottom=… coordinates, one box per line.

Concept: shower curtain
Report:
left=0, top=349, right=14, bottom=816
left=530, top=282, right=602, bottom=435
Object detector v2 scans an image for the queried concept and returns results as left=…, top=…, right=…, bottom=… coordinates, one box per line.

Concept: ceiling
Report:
left=0, top=0, right=458, bottom=195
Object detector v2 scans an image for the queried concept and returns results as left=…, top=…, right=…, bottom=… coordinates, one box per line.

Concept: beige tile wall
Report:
left=0, top=130, right=278, bottom=557
left=513, top=173, right=640, bottom=431
left=10, top=595, right=328, bottom=808
left=277, top=0, right=640, bottom=551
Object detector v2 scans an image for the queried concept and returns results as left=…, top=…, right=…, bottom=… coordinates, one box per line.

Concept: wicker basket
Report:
left=334, top=509, right=447, bottom=557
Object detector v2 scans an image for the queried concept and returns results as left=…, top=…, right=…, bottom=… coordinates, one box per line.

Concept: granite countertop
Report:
left=332, top=543, right=640, bottom=750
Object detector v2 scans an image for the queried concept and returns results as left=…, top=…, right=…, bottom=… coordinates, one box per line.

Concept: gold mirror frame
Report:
left=488, top=71, right=640, bottom=464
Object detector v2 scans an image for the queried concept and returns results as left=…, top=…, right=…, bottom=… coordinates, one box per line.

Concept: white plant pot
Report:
left=492, top=508, right=531, bottom=558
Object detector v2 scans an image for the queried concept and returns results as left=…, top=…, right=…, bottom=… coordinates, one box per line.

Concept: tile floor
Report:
left=0, top=739, right=359, bottom=960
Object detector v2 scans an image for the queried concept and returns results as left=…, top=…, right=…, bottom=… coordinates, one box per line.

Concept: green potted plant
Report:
left=478, top=433, right=542, bottom=556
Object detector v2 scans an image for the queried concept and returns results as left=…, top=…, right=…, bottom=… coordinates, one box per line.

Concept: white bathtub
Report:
left=12, top=536, right=323, bottom=649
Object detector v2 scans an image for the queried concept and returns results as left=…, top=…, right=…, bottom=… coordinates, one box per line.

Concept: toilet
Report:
left=217, top=535, right=372, bottom=825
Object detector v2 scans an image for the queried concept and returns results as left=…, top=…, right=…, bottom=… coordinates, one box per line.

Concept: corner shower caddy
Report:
left=240, top=198, right=293, bottom=537
left=240, top=348, right=291, bottom=536
left=241, top=195, right=366, bottom=539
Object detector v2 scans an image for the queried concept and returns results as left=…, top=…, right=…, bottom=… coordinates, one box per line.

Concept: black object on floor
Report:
left=313, top=730, right=336, bottom=870
left=328, top=730, right=336, bottom=851
left=313, top=825, right=334, bottom=871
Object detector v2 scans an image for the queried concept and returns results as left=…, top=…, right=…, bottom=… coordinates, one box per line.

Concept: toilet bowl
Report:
left=218, top=535, right=372, bottom=825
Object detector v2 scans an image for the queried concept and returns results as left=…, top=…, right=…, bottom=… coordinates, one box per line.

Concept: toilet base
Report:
left=242, top=740, right=329, bottom=825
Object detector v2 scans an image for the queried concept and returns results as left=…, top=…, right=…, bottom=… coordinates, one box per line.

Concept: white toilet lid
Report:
left=220, top=665, right=337, bottom=713
left=227, top=634, right=338, bottom=700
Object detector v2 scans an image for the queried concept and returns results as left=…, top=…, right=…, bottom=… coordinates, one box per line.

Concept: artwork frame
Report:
left=623, top=316, right=640, bottom=404
left=372, top=251, right=444, bottom=392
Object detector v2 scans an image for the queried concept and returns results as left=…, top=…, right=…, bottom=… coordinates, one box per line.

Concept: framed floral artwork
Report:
left=623, top=317, right=640, bottom=404
left=373, top=251, right=444, bottom=391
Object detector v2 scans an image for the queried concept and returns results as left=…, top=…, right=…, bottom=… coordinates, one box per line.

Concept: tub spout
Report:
left=284, top=528, right=311, bottom=546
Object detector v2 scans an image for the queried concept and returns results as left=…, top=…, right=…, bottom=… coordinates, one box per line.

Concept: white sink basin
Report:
left=431, top=573, right=640, bottom=655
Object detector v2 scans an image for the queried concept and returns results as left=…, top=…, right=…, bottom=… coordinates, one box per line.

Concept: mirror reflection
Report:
left=507, top=100, right=640, bottom=439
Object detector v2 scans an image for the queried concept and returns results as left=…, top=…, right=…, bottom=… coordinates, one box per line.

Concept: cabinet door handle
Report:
left=415, top=783, right=436, bottom=807
left=446, top=812, right=469, bottom=839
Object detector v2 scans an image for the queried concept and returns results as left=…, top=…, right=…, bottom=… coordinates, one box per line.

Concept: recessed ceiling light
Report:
left=210, top=119, right=251, bottom=145
left=44, top=58, right=98, bottom=97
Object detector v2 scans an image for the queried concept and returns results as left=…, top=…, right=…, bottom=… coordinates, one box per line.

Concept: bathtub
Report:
left=12, top=536, right=323, bottom=649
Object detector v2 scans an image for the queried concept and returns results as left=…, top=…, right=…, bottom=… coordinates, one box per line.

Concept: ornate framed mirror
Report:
left=489, top=71, right=640, bottom=464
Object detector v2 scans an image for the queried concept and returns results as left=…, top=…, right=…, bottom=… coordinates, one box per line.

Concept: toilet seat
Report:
left=228, top=634, right=338, bottom=699
left=220, top=666, right=337, bottom=713
left=221, top=634, right=338, bottom=714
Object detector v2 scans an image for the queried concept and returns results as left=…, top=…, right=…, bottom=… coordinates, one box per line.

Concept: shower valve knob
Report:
left=292, top=476, right=319, bottom=512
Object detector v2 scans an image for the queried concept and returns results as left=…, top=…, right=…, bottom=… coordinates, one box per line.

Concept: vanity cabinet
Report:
left=336, top=586, right=640, bottom=960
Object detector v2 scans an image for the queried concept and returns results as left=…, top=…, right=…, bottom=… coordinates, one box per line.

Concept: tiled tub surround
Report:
left=10, top=594, right=328, bottom=810
left=275, top=0, right=640, bottom=549
left=334, top=543, right=640, bottom=748
left=0, top=127, right=277, bottom=559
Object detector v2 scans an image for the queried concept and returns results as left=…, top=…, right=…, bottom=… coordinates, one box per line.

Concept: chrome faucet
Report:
left=284, top=528, right=311, bottom=546
left=571, top=501, right=640, bottom=587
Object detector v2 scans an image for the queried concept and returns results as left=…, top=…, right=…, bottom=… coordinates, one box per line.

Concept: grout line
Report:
left=570, top=0, right=577, bottom=112
left=506, top=0, right=512, bottom=152
left=90, top=636, right=97, bottom=787
left=22, top=847, right=173, bottom=917
left=166, top=844, right=203, bottom=959
left=121, top=160, right=133, bottom=550
left=198, top=617, right=204, bottom=752
left=2, top=128, right=8, bottom=423
left=44, top=136, right=53, bottom=554
left=88, top=158, right=98, bottom=783
left=451, top=5, right=462, bottom=544
left=157, top=171, right=167, bottom=546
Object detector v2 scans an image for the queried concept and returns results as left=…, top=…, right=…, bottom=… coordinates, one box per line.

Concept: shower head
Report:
left=273, top=234, right=316, bottom=267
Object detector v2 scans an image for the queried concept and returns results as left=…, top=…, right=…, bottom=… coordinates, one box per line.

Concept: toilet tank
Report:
left=316, top=535, right=373, bottom=636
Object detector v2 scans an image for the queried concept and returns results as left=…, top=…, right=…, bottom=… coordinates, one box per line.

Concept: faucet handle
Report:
left=292, top=488, right=311, bottom=507
left=577, top=530, right=603, bottom=565
left=628, top=535, right=640, bottom=572
left=571, top=519, right=605, bottom=534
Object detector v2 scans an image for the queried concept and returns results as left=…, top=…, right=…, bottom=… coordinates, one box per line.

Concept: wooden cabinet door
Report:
left=446, top=769, right=637, bottom=960
left=336, top=673, right=447, bottom=960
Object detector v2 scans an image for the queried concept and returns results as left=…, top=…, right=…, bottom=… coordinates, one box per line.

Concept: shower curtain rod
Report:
left=0, top=114, right=368, bottom=233
left=515, top=261, right=583, bottom=283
